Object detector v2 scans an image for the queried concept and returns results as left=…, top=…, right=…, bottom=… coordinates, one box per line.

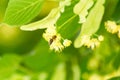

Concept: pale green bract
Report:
left=73, top=0, right=94, bottom=23
left=20, top=8, right=60, bottom=31
left=20, top=0, right=71, bottom=31
left=74, top=0, right=105, bottom=48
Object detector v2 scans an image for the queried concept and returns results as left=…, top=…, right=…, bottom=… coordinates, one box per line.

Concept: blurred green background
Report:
left=0, top=0, right=120, bottom=80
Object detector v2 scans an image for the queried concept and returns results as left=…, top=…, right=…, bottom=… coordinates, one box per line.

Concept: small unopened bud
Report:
left=98, top=35, right=104, bottom=41
left=63, top=39, right=72, bottom=47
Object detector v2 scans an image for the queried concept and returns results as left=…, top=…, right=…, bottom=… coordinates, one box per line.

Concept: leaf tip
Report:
left=20, top=25, right=35, bottom=31
left=74, top=39, right=82, bottom=48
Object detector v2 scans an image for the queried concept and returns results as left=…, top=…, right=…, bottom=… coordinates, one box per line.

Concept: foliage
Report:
left=0, top=0, right=120, bottom=80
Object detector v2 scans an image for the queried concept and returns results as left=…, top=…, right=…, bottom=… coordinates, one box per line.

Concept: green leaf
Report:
left=112, top=0, right=120, bottom=22
left=104, top=0, right=119, bottom=20
left=23, top=39, right=60, bottom=72
left=74, top=0, right=105, bottom=48
left=4, top=0, right=44, bottom=25
left=51, top=63, right=66, bottom=80
left=108, top=76, right=120, bottom=80
left=0, top=0, right=9, bottom=22
left=56, top=0, right=80, bottom=39
left=0, top=54, right=21, bottom=79
left=112, top=52, right=120, bottom=69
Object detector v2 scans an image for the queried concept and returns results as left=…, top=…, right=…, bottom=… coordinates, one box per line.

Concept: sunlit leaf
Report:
left=4, top=0, right=44, bottom=25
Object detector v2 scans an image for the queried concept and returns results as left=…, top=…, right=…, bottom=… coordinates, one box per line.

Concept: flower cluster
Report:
left=81, top=35, right=104, bottom=49
left=105, top=20, right=120, bottom=38
left=43, top=26, right=72, bottom=52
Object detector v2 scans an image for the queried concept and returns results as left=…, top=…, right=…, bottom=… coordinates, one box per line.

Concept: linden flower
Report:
left=105, top=21, right=120, bottom=38
left=105, top=21, right=118, bottom=33
left=87, top=38, right=100, bottom=50
left=43, top=26, right=57, bottom=41
left=81, top=35, right=104, bottom=50
left=50, top=36, right=64, bottom=52
left=43, top=26, right=72, bottom=52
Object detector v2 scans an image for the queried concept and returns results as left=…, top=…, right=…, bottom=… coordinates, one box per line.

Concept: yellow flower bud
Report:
left=98, top=35, right=104, bottom=41
left=63, top=39, right=72, bottom=47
